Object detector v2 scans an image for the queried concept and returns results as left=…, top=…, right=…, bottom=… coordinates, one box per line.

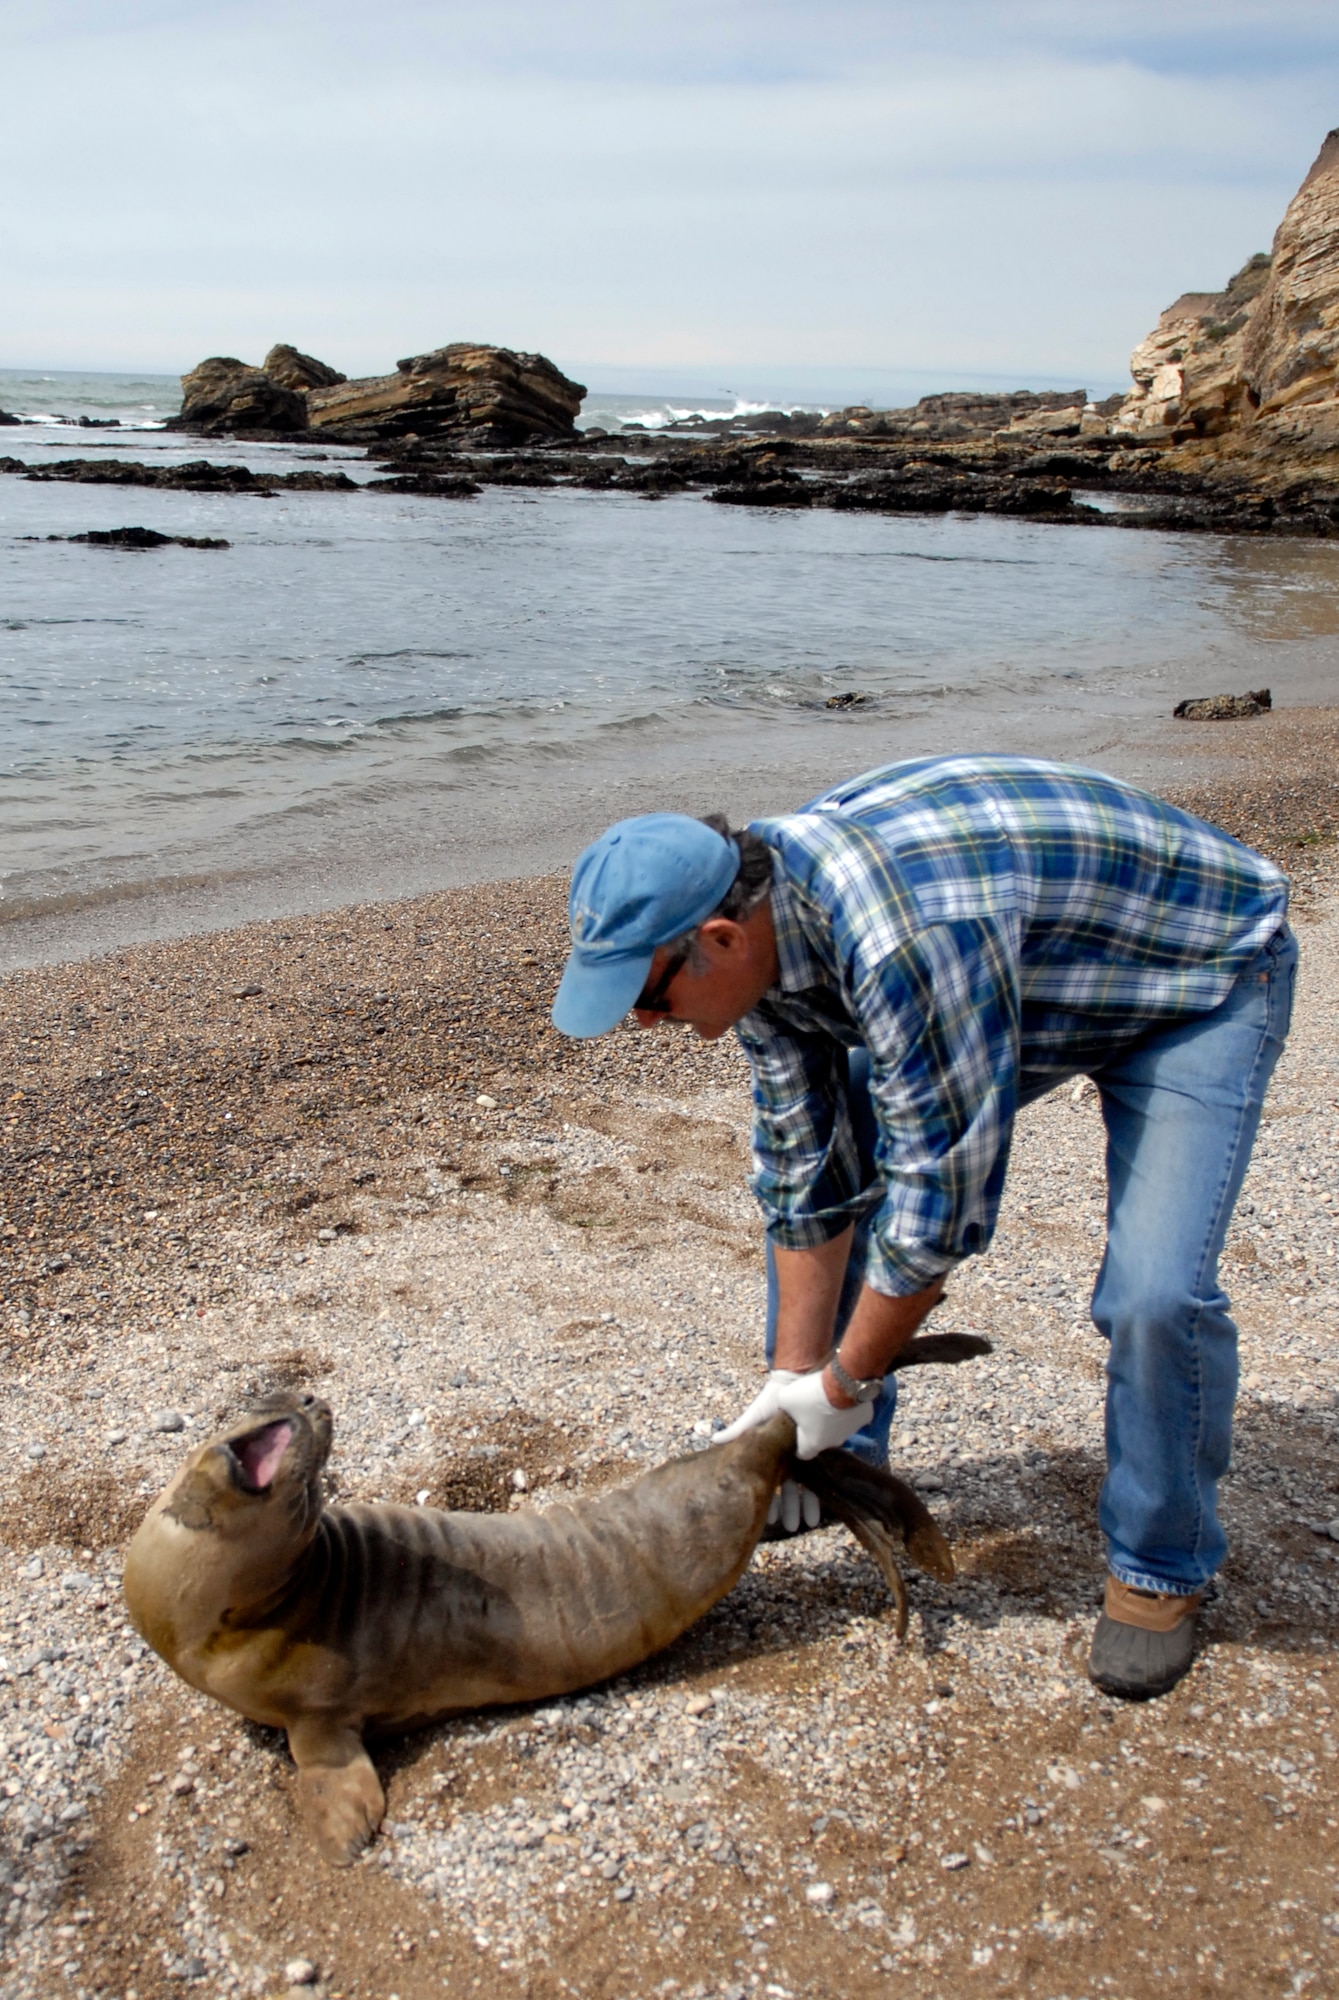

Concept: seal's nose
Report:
left=297, top=1391, right=319, bottom=1410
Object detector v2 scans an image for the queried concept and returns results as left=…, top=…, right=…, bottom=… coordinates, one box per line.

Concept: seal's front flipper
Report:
left=288, top=1720, right=385, bottom=1867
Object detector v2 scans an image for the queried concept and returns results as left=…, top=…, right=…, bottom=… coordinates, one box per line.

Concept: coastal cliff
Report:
left=1117, top=128, right=1339, bottom=491
left=170, top=341, right=585, bottom=446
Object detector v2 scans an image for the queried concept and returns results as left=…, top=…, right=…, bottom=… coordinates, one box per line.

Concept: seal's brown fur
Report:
left=124, top=1339, right=983, bottom=1865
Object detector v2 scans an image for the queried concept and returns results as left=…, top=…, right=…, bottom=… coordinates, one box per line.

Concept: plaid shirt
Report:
left=736, top=755, right=1289, bottom=1296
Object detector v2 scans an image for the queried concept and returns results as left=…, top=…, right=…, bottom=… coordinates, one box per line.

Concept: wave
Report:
left=0, top=863, right=269, bottom=926
left=625, top=397, right=830, bottom=430
left=8, top=413, right=168, bottom=431
left=580, top=390, right=832, bottom=433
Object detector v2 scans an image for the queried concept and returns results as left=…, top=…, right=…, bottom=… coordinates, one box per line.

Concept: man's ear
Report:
left=695, top=916, right=745, bottom=954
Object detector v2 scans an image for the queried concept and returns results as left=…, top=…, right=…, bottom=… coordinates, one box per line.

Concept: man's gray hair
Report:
left=669, top=815, right=773, bottom=963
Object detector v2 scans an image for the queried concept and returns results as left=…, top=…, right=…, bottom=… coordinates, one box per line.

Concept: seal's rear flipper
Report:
left=889, top=1332, right=993, bottom=1370
left=797, top=1451, right=954, bottom=1641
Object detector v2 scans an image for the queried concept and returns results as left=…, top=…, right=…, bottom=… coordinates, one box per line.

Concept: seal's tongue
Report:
left=231, top=1420, right=294, bottom=1493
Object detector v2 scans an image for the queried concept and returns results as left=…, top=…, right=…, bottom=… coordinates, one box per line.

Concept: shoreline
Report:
left=7, top=703, right=1339, bottom=975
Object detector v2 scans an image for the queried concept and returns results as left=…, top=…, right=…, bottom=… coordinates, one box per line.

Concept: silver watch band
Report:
left=829, top=1350, right=883, bottom=1404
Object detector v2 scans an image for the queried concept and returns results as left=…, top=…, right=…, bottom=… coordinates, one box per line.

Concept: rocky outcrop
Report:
left=305, top=344, right=585, bottom=445
left=1117, top=129, right=1339, bottom=490
left=262, top=344, right=346, bottom=392
left=816, top=389, right=1092, bottom=442
left=1173, top=689, right=1271, bottom=720
left=65, top=527, right=230, bottom=550
left=365, top=472, right=482, bottom=498
left=9, top=429, right=1339, bottom=536
left=171, top=358, right=309, bottom=436
left=171, top=341, right=584, bottom=446
left=5, top=457, right=357, bottom=493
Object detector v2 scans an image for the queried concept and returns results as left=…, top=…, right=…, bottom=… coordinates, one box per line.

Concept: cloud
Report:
left=2, top=1, right=1336, bottom=388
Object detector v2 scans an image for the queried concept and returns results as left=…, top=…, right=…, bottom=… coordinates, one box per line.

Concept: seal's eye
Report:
left=229, top=1420, right=294, bottom=1493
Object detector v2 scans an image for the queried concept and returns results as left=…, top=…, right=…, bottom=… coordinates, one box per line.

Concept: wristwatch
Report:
left=828, top=1350, right=884, bottom=1404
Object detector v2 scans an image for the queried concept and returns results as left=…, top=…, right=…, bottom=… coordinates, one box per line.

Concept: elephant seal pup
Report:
left=123, top=1336, right=986, bottom=1865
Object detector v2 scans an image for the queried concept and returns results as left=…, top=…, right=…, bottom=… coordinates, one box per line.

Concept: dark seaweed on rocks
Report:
left=4, top=457, right=359, bottom=493
left=6, top=407, right=1339, bottom=533
left=18, top=527, right=230, bottom=549
left=64, top=527, right=231, bottom=550
left=365, top=473, right=482, bottom=498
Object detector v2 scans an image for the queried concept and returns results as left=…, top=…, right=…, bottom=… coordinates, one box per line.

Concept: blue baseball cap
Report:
left=552, top=814, right=740, bottom=1038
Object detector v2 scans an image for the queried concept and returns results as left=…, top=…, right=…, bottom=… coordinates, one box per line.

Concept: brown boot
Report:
left=1087, top=1577, right=1202, bottom=1700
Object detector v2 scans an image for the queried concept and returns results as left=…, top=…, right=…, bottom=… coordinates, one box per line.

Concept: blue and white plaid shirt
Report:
left=736, top=756, right=1289, bottom=1296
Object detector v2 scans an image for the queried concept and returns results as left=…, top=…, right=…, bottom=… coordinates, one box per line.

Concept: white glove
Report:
left=776, top=1369, right=873, bottom=1460
left=715, top=1369, right=803, bottom=1444
left=767, top=1481, right=822, bottom=1532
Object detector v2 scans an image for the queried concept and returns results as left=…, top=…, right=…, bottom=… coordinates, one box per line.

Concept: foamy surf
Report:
left=578, top=391, right=830, bottom=432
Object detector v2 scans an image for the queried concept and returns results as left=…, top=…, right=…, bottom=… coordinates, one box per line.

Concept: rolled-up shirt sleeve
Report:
left=741, top=916, right=1024, bottom=1295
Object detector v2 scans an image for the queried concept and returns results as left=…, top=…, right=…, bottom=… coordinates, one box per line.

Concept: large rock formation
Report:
left=170, top=357, right=309, bottom=436
left=262, top=344, right=346, bottom=392
left=1118, top=129, right=1339, bottom=488
left=305, top=344, right=585, bottom=445
left=171, top=342, right=584, bottom=446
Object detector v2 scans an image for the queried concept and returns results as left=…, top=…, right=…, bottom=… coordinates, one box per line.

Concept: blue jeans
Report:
left=1090, top=923, right=1296, bottom=1592
left=763, top=924, right=1297, bottom=1587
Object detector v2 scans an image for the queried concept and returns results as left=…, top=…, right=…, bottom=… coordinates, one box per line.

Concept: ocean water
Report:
left=3, top=372, right=1339, bottom=965
left=0, top=367, right=180, bottom=428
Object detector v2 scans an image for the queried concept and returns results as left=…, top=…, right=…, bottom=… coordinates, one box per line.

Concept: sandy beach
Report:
left=3, top=708, right=1339, bottom=1999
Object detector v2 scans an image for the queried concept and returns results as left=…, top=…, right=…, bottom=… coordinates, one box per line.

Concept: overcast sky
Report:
left=4, top=0, right=1338, bottom=400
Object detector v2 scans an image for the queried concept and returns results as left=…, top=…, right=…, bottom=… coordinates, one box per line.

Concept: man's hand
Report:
left=716, top=1369, right=802, bottom=1443
left=717, top=1366, right=872, bottom=1460
left=776, top=1368, right=873, bottom=1458
left=721, top=1367, right=865, bottom=1536
left=767, top=1481, right=821, bottom=1533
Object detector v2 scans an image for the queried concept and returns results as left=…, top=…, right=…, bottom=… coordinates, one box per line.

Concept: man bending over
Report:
left=550, top=756, right=1294, bottom=1700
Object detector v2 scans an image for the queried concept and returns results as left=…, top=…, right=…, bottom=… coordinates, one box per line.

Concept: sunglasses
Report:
left=635, top=946, right=689, bottom=1015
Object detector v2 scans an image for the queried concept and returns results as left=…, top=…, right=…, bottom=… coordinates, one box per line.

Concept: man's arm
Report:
left=770, top=1230, right=944, bottom=1401
left=720, top=1232, right=945, bottom=1462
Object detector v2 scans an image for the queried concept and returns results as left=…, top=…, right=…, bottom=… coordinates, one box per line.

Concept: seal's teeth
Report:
left=231, top=1420, right=295, bottom=1492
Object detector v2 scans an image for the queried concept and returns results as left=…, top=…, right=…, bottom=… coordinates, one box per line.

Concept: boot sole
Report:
left=1087, top=1610, right=1198, bottom=1701
left=1087, top=1660, right=1192, bottom=1701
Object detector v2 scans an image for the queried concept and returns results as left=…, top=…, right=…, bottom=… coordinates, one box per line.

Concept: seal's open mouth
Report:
left=229, top=1420, right=295, bottom=1493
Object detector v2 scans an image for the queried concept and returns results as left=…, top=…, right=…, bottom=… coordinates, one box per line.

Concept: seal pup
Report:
left=124, top=1334, right=987, bottom=1864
